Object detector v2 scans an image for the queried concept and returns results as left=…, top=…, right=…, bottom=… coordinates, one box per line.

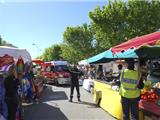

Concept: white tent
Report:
left=78, top=59, right=88, bottom=65
left=0, top=46, right=32, bottom=63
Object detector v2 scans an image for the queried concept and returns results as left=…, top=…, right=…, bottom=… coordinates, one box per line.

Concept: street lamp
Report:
left=32, top=43, right=40, bottom=57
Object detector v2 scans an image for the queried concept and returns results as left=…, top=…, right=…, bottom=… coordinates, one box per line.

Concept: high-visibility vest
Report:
left=119, top=69, right=140, bottom=98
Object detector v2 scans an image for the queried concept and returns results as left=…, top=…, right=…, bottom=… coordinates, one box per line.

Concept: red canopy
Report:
left=32, top=59, right=44, bottom=65
left=111, top=31, right=160, bottom=54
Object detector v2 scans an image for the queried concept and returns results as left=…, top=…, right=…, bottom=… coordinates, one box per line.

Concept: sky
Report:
left=0, top=0, right=107, bottom=59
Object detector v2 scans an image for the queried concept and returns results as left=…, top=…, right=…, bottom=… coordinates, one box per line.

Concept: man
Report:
left=119, top=59, right=143, bottom=120
left=68, top=65, right=82, bottom=102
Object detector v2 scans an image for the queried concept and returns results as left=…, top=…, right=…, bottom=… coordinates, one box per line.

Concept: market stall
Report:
left=87, top=49, right=138, bottom=119
left=139, top=99, right=160, bottom=119
left=111, top=31, right=160, bottom=120
left=0, top=46, right=32, bottom=63
left=137, top=59, right=160, bottom=120
left=93, top=80, right=122, bottom=119
left=87, top=31, right=160, bottom=120
left=0, top=46, right=36, bottom=120
left=87, top=48, right=137, bottom=64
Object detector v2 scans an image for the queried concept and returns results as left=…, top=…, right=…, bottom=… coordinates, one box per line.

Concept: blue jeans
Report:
left=121, top=96, right=140, bottom=120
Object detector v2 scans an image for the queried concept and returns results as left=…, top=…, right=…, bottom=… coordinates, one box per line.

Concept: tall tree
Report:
left=0, top=36, right=8, bottom=46
left=89, top=0, right=160, bottom=49
left=51, top=44, right=62, bottom=60
left=41, top=47, right=53, bottom=61
left=41, top=44, right=62, bottom=61
left=60, top=44, right=80, bottom=64
left=63, top=23, right=97, bottom=63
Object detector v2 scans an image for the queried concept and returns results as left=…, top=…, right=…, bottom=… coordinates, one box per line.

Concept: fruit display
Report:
left=141, top=91, right=159, bottom=102
left=143, top=80, right=152, bottom=91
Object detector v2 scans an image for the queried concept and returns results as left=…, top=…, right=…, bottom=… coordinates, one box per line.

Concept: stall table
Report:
left=93, top=80, right=122, bottom=119
left=139, top=99, right=160, bottom=120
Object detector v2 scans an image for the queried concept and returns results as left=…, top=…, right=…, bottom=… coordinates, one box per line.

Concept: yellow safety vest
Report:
left=119, top=69, right=140, bottom=98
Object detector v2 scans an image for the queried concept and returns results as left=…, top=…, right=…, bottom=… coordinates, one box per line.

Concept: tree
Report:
left=89, top=0, right=160, bottom=49
left=51, top=44, right=62, bottom=60
left=41, top=44, right=62, bottom=61
left=0, top=36, right=10, bottom=46
left=60, top=44, right=79, bottom=64
left=63, top=23, right=97, bottom=63
left=41, top=47, right=53, bottom=61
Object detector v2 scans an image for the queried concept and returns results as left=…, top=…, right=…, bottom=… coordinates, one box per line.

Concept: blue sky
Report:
left=0, top=0, right=107, bottom=59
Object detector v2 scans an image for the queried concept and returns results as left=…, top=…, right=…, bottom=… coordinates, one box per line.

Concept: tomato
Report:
left=144, top=96, right=147, bottom=100
left=147, top=95, right=151, bottom=99
left=156, top=95, right=159, bottom=99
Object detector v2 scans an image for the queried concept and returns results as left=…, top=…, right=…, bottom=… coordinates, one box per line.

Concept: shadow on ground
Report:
left=24, top=85, right=69, bottom=120
left=71, top=100, right=99, bottom=108
left=45, top=83, right=71, bottom=88
left=24, top=102, right=68, bottom=120
left=58, top=84, right=70, bottom=88
left=41, top=86, right=69, bottom=102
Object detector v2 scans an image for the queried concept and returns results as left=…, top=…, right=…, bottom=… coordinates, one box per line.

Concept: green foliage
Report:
left=51, top=44, right=62, bottom=60
left=63, top=23, right=97, bottom=63
left=89, top=0, right=160, bottom=48
left=41, top=44, right=62, bottom=61
left=60, top=44, right=80, bottom=64
left=0, top=36, right=7, bottom=45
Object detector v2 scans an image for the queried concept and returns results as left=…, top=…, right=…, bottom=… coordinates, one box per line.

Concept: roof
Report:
left=111, top=31, right=160, bottom=54
left=0, top=46, right=32, bottom=63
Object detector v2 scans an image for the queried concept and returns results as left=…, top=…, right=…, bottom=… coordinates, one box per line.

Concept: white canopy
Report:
left=78, top=59, right=88, bottom=65
left=0, top=46, right=32, bottom=63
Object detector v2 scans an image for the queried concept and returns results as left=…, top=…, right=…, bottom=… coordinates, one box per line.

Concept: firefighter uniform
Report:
left=68, top=67, right=82, bottom=102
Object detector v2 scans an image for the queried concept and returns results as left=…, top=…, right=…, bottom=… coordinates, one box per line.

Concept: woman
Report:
left=4, top=65, right=18, bottom=120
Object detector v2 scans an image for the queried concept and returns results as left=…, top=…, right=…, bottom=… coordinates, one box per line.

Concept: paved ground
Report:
left=24, top=85, right=117, bottom=120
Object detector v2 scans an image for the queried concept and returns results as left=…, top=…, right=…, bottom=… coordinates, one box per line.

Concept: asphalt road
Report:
left=24, top=85, right=117, bottom=120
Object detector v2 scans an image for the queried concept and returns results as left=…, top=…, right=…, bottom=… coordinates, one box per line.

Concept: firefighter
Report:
left=68, top=65, right=82, bottom=102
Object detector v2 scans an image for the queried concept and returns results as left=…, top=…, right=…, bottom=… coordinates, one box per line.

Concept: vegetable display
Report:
left=141, top=91, right=159, bottom=102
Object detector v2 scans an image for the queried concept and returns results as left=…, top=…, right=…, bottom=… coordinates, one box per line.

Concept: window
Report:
left=46, top=66, right=51, bottom=72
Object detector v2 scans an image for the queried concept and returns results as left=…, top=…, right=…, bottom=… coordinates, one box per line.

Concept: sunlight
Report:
left=43, top=101, right=59, bottom=108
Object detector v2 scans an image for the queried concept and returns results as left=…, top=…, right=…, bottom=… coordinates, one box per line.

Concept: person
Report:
left=112, top=64, right=123, bottom=86
left=96, top=65, right=104, bottom=80
left=24, top=62, right=34, bottom=103
left=88, top=66, right=96, bottom=79
left=68, top=65, right=82, bottom=102
left=4, top=64, right=18, bottom=120
left=117, top=64, right=123, bottom=76
left=119, top=58, right=144, bottom=120
left=0, top=71, right=8, bottom=119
